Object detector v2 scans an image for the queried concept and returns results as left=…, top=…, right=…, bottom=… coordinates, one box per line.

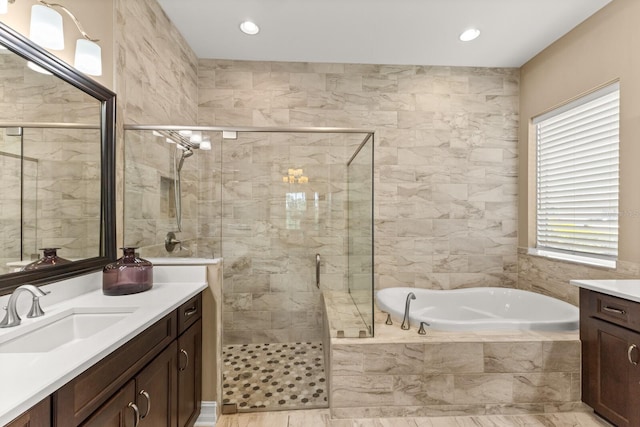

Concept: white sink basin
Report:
left=0, top=307, right=137, bottom=353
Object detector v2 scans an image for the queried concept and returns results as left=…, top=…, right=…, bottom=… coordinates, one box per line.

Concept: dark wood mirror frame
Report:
left=0, top=21, right=116, bottom=295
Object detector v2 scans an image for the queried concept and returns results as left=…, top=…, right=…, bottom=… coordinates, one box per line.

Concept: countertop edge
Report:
left=570, top=279, right=640, bottom=303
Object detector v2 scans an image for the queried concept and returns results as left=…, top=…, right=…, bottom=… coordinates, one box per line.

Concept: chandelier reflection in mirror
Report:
left=0, top=0, right=102, bottom=76
left=283, top=168, right=309, bottom=184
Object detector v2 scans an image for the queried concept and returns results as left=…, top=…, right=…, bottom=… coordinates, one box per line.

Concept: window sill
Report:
left=527, top=248, right=617, bottom=269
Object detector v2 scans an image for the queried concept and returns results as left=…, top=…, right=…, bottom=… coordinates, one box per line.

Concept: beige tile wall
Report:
left=198, top=60, right=519, bottom=293
left=197, top=60, right=520, bottom=343
left=517, top=249, right=640, bottom=306
left=114, top=0, right=199, bottom=249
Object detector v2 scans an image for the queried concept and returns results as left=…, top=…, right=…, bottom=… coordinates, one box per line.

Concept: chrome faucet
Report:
left=401, top=292, right=416, bottom=330
left=0, top=284, right=49, bottom=328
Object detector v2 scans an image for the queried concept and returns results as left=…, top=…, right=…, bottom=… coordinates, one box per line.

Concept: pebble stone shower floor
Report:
left=222, top=342, right=328, bottom=412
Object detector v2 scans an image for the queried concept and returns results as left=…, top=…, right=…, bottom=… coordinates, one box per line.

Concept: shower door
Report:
left=220, top=131, right=352, bottom=411
left=221, top=131, right=349, bottom=345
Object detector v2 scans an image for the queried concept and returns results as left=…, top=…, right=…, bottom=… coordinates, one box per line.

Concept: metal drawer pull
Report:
left=128, top=402, right=140, bottom=427
left=138, top=390, right=151, bottom=419
left=179, top=348, right=189, bottom=371
left=603, top=306, right=626, bottom=315
left=184, top=307, right=197, bottom=317
left=628, top=344, right=638, bottom=366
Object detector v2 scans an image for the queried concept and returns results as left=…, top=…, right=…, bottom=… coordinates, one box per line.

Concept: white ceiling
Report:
left=157, top=0, right=612, bottom=68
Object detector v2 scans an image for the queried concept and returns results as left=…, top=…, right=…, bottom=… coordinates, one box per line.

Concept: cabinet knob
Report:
left=138, top=389, right=151, bottom=419
left=628, top=344, right=639, bottom=366
left=179, top=348, right=190, bottom=371
left=127, top=402, right=141, bottom=427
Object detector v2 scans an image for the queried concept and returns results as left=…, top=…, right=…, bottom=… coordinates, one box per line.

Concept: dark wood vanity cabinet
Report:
left=52, top=293, right=203, bottom=427
left=79, top=381, right=136, bottom=427
left=178, top=319, right=202, bottom=427
left=5, top=397, right=51, bottom=427
left=580, top=288, right=640, bottom=427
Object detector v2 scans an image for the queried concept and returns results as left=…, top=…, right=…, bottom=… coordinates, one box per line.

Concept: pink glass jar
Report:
left=102, top=247, right=153, bottom=296
left=22, top=247, right=72, bottom=271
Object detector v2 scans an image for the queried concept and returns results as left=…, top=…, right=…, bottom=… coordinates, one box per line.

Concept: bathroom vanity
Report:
left=571, top=280, right=640, bottom=427
left=0, top=266, right=208, bottom=427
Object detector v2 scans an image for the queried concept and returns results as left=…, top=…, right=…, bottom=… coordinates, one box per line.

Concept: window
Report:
left=534, top=82, right=620, bottom=265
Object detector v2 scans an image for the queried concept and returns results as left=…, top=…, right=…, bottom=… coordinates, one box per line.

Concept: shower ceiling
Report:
left=157, top=0, right=612, bottom=67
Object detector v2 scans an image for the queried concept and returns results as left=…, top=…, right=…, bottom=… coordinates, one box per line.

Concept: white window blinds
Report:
left=535, top=82, right=620, bottom=260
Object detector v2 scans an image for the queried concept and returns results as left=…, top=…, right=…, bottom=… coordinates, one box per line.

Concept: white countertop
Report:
left=0, top=268, right=207, bottom=425
left=570, top=279, right=640, bottom=303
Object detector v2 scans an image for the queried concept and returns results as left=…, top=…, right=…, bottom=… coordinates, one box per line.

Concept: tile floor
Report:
left=214, top=408, right=614, bottom=427
left=222, top=342, right=328, bottom=411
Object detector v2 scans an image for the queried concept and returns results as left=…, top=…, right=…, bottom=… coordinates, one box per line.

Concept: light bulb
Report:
left=240, top=21, right=259, bottom=35
left=459, top=28, right=480, bottom=42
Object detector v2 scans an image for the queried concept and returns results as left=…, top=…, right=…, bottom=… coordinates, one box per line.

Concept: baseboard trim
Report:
left=195, top=401, right=217, bottom=427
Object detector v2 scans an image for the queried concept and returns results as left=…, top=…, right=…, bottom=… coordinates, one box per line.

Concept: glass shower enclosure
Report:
left=123, top=125, right=374, bottom=412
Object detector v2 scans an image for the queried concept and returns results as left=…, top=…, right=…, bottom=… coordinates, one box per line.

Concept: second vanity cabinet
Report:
left=580, top=288, right=640, bottom=427
left=53, top=293, right=202, bottom=427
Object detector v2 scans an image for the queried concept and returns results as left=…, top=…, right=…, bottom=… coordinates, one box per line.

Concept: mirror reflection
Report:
left=0, top=44, right=101, bottom=274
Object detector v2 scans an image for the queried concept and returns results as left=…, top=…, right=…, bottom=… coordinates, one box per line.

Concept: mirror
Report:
left=0, top=21, right=115, bottom=295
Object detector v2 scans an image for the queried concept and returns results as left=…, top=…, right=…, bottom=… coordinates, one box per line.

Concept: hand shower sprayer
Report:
left=174, top=146, right=194, bottom=232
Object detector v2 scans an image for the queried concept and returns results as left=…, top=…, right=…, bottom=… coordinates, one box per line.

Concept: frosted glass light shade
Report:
left=74, top=39, right=102, bottom=76
left=27, top=61, right=53, bottom=75
left=30, top=5, right=64, bottom=50
left=0, top=0, right=8, bottom=15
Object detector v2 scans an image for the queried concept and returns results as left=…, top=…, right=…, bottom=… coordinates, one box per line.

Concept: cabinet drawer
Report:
left=178, top=294, right=202, bottom=335
left=582, top=288, right=640, bottom=332
left=54, top=311, right=177, bottom=427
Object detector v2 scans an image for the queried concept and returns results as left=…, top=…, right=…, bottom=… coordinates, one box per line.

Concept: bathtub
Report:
left=375, top=287, right=579, bottom=331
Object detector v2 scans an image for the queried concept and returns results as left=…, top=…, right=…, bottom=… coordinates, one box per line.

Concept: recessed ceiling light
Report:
left=459, top=28, right=480, bottom=42
left=240, top=20, right=260, bottom=35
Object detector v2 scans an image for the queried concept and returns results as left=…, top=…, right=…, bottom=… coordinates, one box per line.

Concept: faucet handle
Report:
left=27, top=296, right=45, bottom=318
left=385, top=313, right=393, bottom=325
left=26, top=289, right=49, bottom=318
left=418, top=321, right=430, bottom=335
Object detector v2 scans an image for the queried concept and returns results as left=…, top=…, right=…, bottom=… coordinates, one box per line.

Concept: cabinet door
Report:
left=136, top=341, right=178, bottom=426
left=177, top=319, right=202, bottom=427
left=80, top=381, right=136, bottom=427
left=582, top=317, right=640, bottom=427
left=5, top=397, right=50, bottom=427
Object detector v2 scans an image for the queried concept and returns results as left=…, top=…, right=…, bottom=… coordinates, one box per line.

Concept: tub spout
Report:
left=401, top=292, right=416, bottom=330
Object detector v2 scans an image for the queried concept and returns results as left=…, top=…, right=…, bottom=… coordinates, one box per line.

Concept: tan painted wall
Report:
left=519, top=0, right=640, bottom=261
left=0, top=0, right=115, bottom=90
left=517, top=0, right=640, bottom=304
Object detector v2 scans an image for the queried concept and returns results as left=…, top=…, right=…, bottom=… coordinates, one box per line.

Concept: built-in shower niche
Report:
left=160, top=176, right=176, bottom=219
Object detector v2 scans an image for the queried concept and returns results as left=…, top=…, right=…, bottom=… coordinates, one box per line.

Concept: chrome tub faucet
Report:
left=0, top=284, right=49, bottom=328
left=401, top=292, right=416, bottom=330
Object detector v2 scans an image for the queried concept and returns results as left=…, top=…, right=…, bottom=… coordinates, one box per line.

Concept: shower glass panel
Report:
left=347, top=134, right=374, bottom=337
left=0, top=131, right=23, bottom=274
left=123, top=125, right=374, bottom=413
left=123, top=128, right=221, bottom=258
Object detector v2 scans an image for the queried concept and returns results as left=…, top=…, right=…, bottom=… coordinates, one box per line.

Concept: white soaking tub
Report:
left=375, top=286, right=579, bottom=331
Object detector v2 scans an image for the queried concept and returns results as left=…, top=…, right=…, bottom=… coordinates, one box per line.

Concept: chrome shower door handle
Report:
left=315, top=253, right=320, bottom=289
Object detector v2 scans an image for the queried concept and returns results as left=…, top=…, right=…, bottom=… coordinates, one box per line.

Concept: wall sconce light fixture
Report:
left=2, top=0, right=102, bottom=76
